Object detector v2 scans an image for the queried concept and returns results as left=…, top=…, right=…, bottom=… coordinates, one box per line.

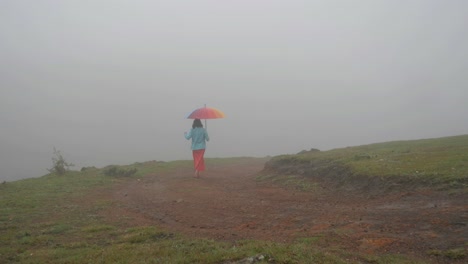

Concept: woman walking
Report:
left=184, top=119, right=209, bottom=178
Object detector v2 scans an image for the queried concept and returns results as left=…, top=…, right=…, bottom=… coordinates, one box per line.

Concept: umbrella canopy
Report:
left=186, top=106, right=225, bottom=119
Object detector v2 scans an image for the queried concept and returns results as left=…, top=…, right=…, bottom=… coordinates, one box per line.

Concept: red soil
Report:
left=98, top=158, right=467, bottom=263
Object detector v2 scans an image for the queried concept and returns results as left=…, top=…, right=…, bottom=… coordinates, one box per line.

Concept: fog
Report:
left=1, top=1, right=467, bottom=181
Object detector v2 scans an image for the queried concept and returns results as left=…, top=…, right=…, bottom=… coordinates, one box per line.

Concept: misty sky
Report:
left=1, top=0, right=467, bottom=181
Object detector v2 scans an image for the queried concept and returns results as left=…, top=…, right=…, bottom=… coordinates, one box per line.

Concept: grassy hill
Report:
left=1, top=136, right=467, bottom=263
left=264, top=134, right=468, bottom=192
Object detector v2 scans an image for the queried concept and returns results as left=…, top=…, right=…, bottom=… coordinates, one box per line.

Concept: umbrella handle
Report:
left=204, top=104, right=207, bottom=130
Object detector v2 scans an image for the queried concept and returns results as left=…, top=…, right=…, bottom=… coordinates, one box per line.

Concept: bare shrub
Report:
left=48, top=147, right=74, bottom=175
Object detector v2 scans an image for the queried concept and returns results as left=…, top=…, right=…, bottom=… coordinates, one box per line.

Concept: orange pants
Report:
left=192, top=149, right=206, bottom=171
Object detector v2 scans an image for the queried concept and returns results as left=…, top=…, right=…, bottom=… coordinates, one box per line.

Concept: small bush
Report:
left=80, top=166, right=97, bottom=172
left=297, top=148, right=320, bottom=154
left=103, top=166, right=137, bottom=177
left=47, top=147, right=74, bottom=175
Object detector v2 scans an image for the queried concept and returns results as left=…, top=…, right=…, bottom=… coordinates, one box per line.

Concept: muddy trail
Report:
left=99, top=158, right=467, bottom=262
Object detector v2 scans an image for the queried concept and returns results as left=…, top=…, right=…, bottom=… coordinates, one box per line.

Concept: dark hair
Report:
left=192, top=119, right=203, bottom=128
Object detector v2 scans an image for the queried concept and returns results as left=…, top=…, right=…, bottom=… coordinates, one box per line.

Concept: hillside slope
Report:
left=264, top=134, right=468, bottom=192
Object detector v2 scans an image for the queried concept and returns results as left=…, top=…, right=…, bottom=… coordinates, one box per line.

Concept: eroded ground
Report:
left=98, top=159, right=467, bottom=262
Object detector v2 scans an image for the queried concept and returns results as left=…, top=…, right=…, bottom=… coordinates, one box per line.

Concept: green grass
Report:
left=428, top=248, right=466, bottom=260
left=0, top=155, right=457, bottom=263
left=266, top=134, right=468, bottom=191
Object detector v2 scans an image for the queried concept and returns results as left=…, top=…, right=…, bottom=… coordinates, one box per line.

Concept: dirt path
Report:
left=100, top=158, right=467, bottom=261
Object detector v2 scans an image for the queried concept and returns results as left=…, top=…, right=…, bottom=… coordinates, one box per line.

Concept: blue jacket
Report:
left=185, top=127, right=209, bottom=150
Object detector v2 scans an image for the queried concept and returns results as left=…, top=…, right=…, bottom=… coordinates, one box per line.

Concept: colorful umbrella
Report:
left=186, top=106, right=225, bottom=119
left=186, top=105, right=225, bottom=128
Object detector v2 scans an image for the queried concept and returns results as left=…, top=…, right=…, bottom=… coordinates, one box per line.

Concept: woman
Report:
left=184, top=119, right=210, bottom=178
